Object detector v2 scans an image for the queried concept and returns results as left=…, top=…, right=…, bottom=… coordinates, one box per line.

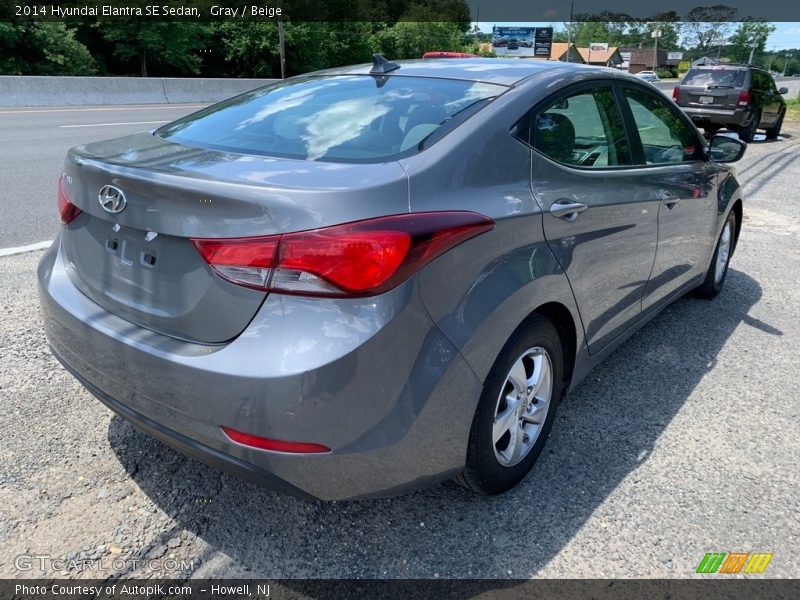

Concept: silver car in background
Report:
left=38, top=57, right=746, bottom=500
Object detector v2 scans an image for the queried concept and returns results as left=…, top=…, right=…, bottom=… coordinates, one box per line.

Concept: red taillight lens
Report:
left=738, top=90, right=751, bottom=106
left=193, top=237, right=279, bottom=290
left=278, top=229, right=411, bottom=294
left=192, top=211, right=494, bottom=297
left=672, top=87, right=679, bottom=102
left=221, top=426, right=330, bottom=454
left=58, top=175, right=82, bottom=224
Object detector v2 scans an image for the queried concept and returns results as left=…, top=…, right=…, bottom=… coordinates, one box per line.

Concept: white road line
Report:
left=0, top=240, right=53, bottom=257
left=60, top=120, right=170, bottom=128
left=0, top=105, right=205, bottom=115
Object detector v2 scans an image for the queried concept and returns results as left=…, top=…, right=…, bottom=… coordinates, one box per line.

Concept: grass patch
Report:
left=786, top=92, right=800, bottom=123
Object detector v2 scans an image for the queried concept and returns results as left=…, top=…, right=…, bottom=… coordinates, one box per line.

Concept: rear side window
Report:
left=157, top=75, right=505, bottom=162
left=681, top=68, right=746, bottom=88
left=752, top=71, right=776, bottom=93
left=533, top=87, right=631, bottom=168
left=623, top=87, right=701, bottom=164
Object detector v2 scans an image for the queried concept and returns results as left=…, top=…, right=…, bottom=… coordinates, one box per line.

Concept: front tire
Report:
left=695, top=211, right=736, bottom=299
left=457, top=315, right=563, bottom=495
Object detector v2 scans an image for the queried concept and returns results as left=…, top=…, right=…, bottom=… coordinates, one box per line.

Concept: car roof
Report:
left=309, top=58, right=607, bottom=87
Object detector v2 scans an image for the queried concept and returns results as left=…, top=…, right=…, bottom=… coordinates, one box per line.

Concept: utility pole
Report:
left=767, top=46, right=778, bottom=70
left=277, top=11, right=286, bottom=79
left=784, top=54, right=793, bottom=77
left=565, top=1, right=573, bottom=62
left=748, top=43, right=756, bottom=65
left=651, top=27, right=662, bottom=71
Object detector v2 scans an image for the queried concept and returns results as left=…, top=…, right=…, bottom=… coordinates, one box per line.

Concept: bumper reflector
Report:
left=221, top=426, right=330, bottom=454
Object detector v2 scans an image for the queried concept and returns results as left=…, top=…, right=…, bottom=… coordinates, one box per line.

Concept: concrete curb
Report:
left=0, top=76, right=277, bottom=107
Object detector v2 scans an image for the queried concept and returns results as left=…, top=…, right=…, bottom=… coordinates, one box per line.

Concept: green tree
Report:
left=99, top=21, right=206, bottom=76
left=0, top=22, right=97, bottom=75
left=683, top=5, right=737, bottom=54
left=727, top=20, right=775, bottom=64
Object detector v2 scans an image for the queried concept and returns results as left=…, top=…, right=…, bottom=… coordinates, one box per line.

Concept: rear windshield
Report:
left=681, top=68, right=746, bottom=88
left=157, top=75, right=505, bottom=162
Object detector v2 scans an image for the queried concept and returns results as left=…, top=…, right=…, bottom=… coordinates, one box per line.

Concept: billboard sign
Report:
left=492, top=26, right=552, bottom=57
left=534, top=27, right=553, bottom=57
left=668, top=51, right=684, bottom=60
left=589, top=42, right=609, bottom=53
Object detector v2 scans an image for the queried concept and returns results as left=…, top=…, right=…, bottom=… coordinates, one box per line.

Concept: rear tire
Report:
left=457, top=315, right=563, bottom=495
left=765, top=110, right=785, bottom=140
left=695, top=210, right=736, bottom=299
left=738, top=110, right=760, bottom=143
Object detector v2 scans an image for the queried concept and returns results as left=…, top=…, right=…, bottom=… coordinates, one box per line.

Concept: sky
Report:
left=474, top=22, right=800, bottom=51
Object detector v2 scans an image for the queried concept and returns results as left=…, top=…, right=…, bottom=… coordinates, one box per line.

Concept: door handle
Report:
left=660, top=190, right=681, bottom=209
left=549, top=199, right=588, bottom=222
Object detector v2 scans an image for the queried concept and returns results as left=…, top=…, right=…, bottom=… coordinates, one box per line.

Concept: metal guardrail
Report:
left=0, top=76, right=278, bottom=107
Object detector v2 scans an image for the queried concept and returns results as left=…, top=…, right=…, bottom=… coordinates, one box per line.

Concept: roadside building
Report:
left=577, top=46, right=623, bottom=68
left=542, top=42, right=584, bottom=63
left=619, top=47, right=682, bottom=73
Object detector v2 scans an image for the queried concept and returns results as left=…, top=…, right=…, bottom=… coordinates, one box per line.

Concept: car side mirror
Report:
left=708, top=134, right=747, bottom=163
left=778, top=87, right=789, bottom=94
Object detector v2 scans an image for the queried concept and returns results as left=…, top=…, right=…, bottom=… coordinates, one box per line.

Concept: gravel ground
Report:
left=0, top=127, right=798, bottom=580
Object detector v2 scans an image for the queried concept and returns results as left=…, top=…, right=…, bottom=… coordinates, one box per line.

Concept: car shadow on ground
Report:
left=107, top=268, right=778, bottom=579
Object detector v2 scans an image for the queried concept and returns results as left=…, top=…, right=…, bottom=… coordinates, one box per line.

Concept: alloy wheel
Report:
left=492, top=347, right=553, bottom=467
left=715, top=221, right=733, bottom=284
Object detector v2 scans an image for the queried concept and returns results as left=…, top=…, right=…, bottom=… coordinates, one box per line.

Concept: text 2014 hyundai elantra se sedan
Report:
left=38, top=57, right=746, bottom=500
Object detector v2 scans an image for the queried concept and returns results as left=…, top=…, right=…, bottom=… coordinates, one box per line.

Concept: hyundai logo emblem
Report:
left=98, top=185, right=127, bottom=214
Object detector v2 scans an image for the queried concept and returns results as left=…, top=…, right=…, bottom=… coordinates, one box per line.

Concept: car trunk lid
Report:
left=60, top=132, right=409, bottom=343
left=676, top=68, right=747, bottom=109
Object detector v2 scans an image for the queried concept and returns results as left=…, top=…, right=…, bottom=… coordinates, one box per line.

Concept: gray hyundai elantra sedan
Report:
left=38, top=57, right=746, bottom=500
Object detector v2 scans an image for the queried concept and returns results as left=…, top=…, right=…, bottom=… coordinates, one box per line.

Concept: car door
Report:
left=617, top=84, right=719, bottom=312
left=529, top=82, right=660, bottom=354
left=754, top=71, right=782, bottom=125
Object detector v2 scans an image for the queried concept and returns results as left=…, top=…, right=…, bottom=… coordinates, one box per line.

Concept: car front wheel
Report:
left=457, top=315, right=563, bottom=495
left=695, top=210, right=737, bottom=298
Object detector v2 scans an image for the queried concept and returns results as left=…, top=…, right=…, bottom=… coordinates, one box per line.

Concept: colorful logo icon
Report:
left=696, top=552, right=773, bottom=574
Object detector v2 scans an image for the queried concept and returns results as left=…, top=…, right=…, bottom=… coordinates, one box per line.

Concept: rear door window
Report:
left=157, top=75, right=505, bottom=162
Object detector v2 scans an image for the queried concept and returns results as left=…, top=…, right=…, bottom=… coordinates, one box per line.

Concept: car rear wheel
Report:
left=765, top=109, right=785, bottom=140
left=738, top=110, right=761, bottom=143
left=457, top=315, right=563, bottom=495
left=695, top=210, right=736, bottom=299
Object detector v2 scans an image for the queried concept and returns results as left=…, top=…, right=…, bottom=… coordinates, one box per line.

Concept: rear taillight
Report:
left=58, top=175, right=82, bottom=224
left=221, top=426, right=330, bottom=454
left=672, top=87, right=680, bottom=102
left=193, top=211, right=494, bottom=297
left=738, top=90, right=751, bottom=107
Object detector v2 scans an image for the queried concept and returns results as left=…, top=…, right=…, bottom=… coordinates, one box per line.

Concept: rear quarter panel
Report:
left=400, top=77, right=585, bottom=383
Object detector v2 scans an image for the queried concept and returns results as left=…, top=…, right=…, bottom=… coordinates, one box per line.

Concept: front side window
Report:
left=533, top=87, right=631, bottom=168
left=623, top=87, right=701, bottom=165
left=157, top=75, right=505, bottom=162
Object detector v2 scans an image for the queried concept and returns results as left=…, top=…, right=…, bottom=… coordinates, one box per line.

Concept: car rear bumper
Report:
left=37, top=236, right=482, bottom=500
left=682, top=106, right=750, bottom=127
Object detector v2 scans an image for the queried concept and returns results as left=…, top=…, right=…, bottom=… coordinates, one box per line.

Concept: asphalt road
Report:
left=0, top=123, right=797, bottom=579
left=0, top=104, right=206, bottom=248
